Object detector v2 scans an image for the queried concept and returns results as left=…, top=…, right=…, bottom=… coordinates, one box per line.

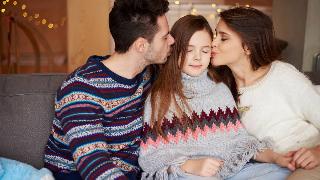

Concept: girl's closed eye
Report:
left=202, top=47, right=211, bottom=53
left=187, top=47, right=194, bottom=53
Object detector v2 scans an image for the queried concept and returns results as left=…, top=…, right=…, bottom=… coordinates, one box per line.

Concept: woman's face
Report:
left=211, top=20, right=249, bottom=67
left=180, top=29, right=212, bottom=77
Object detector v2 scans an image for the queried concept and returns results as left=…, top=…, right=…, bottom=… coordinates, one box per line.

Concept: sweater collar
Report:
left=181, top=69, right=214, bottom=97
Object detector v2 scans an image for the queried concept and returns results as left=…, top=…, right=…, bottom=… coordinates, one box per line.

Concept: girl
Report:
left=211, top=7, right=320, bottom=180
left=139, top=15, right=291, bottom=180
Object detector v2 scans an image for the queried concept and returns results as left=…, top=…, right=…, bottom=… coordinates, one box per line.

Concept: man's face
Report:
left=144, top=15, right=175, bottom=64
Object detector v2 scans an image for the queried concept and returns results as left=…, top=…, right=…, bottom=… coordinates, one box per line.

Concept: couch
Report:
left=0, top=72, right=319, bottom=169
left=0, top=74, right=66, bottom=169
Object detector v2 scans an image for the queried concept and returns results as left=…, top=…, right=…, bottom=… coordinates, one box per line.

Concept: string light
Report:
left=191, top=8, right=197, bottom=15
left=22, top=11, right=27, bottom=17
left=209, top=14, right=215, bottom=19
left=21, top=4, right=26, bottom=10
left=48, top=23, right=54, bottom=29
left=245, top=4, right=250, bottom=7
left=217, top=8, right=222, bottom=13
left=211, top=3, right=216, bottom=8
left=174, top=0, right=179, bottom=5
left=1, top=1, right=66, bottom=30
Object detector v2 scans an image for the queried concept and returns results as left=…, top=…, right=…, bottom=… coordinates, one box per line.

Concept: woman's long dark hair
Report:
left=216, top=7, right=280, bottom=102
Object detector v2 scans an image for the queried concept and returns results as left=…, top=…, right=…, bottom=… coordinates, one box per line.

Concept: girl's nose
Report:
left=194, top=51, right=201, bottom=61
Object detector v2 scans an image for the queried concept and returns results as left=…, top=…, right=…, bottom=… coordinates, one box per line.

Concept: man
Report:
left=43, top=0, right=174, bottom=179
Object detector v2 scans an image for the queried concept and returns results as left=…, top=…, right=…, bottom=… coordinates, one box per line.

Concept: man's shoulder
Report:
left=68, top=55, right=109, bottom=79
left=57, top=56, right=110, bottom=91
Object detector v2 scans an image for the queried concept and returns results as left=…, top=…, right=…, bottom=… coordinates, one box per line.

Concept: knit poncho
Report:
left=139, top=70, right=270, bottom=179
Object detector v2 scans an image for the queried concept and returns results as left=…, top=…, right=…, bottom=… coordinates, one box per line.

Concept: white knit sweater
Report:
left=238, top=61, right=320, bottom=153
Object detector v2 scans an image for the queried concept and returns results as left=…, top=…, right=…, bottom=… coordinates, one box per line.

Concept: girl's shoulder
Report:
left=210, top=81, right=237, bottom=106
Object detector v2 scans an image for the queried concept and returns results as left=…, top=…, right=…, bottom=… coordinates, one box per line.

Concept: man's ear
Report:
left=133, top=37, right=149, bottom=53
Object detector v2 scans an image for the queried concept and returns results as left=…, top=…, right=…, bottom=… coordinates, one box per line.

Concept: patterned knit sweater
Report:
left=139, top=70, right=270, bottom=179
left=44, top=55, right=153, bottom=180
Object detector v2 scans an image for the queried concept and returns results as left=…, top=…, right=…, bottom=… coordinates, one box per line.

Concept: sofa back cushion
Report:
left=0, top=74, right=66, bottom=169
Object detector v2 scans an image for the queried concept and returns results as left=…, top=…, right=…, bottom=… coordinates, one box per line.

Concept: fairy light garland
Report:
left=171, top=0, right=251, bottom=21
left=171, top=0, right=250, bottom=16
left=1, top=0, right=66, bottom=30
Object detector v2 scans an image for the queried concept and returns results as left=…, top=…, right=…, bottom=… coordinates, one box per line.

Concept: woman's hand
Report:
left=291, top=146, right=320, bottom=170
left=180, top=157, right=223, bottom=177
left=254, top=149, right=295, bottom=171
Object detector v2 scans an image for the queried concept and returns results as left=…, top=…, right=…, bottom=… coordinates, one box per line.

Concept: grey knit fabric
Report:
left=139, top=70, right=271, bottom=179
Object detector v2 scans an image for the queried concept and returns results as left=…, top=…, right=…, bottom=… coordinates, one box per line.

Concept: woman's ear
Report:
left=244, top=45, right=251, bottom=55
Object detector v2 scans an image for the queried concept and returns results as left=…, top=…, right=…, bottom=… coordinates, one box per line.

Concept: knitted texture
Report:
left=139, top=70, right=271, bottom=179
left=44, top=55, right=153, bottom=180
left=238, top=61, right=320, bottom=153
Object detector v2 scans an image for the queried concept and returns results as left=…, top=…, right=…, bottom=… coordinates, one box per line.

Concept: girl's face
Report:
left=180, top=29, right=212, bottom=77
left=211, top=20, right=249, bottom=67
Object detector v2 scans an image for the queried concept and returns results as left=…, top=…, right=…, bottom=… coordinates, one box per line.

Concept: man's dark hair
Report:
left=109, top=0, right=169, bottom=53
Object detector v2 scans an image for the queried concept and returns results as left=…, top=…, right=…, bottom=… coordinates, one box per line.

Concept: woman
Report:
left=139, top=14, right=291, bottom=180
left=211, top=7, right=320, bottom=180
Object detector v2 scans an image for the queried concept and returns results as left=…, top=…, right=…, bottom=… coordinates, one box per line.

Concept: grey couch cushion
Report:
left=0, top=74, right=66, bottom=169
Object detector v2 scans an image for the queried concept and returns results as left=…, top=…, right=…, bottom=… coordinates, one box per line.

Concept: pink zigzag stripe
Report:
left=141, top=120, right=243, bottom=150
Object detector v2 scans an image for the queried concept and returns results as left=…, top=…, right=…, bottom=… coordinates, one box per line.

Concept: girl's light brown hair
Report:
left=149, top=15, right=221, bottom=137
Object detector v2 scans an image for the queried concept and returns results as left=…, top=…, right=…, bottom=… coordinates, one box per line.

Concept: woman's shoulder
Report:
left=271, top=60, right=311, bottom=82
left=270, top=60, right=314, bottom=92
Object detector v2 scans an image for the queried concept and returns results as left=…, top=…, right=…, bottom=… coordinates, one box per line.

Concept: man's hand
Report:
left=180, top=158, right=223, bottom=177
left=291, top=147, right=320, bottom=170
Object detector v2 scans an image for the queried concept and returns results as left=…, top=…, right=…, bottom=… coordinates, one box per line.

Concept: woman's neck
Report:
left=229, top=60, right=271, bottom=88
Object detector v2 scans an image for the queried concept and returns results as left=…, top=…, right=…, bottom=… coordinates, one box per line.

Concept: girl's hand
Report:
left=180, top=157, right=223, bottom=177
left=273, top=151, right=295, bottom=171
left=292, top=147, right=320, bottom=170
left=254, top=149, right=295, bottom=171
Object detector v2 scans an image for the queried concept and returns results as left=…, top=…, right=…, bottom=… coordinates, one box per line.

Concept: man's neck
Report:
left=102, top=52, right=148, bottom=79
